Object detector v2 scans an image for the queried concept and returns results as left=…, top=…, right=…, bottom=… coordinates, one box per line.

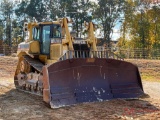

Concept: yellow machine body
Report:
left=14, top=18, right=145, bottom=108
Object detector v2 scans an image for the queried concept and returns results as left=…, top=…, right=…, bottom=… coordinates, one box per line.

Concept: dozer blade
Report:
left=43, top=58, right=144, bottom=108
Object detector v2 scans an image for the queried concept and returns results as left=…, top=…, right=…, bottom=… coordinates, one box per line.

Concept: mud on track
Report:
left=0, top=57, right=160, bottom=120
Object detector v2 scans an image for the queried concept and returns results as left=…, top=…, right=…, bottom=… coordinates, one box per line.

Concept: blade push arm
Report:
left=85, top=22, right=97, bottom=51
left=60, top=18, right=74, bottom=50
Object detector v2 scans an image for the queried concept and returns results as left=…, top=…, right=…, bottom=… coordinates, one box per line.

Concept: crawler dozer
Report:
left=14, top=18, right=145, bottom=108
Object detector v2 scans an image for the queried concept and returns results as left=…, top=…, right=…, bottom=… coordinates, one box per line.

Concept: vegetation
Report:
left=0, top=0, right=160, bottom=52
left=118, top=0, right=160, bottom=48
left=93, top=0, right=125, bottom=47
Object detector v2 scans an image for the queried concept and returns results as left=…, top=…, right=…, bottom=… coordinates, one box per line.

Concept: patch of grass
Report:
left=141, top=75, right=160, bottom=82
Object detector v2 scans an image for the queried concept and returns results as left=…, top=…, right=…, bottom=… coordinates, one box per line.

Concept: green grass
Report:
left=141, top=75, right=160, bottom=82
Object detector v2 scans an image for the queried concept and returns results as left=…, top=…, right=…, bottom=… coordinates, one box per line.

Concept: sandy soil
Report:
left=0, top=57, right=160, bottom=120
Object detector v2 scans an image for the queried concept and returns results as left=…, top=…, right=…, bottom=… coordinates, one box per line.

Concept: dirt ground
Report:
left=0, top=57, right=160, bottom=120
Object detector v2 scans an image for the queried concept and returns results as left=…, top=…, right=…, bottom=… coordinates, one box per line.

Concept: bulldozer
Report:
left=14, top=18, right=145, bottom=108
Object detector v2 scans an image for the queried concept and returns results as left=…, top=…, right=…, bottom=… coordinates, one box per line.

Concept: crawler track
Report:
left=23, top=55, right=44, bottom=73
left=14, top=55, right=44, bottom=96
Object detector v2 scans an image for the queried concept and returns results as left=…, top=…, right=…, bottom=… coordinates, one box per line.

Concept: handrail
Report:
left=59, top=50, right=124, bottom=61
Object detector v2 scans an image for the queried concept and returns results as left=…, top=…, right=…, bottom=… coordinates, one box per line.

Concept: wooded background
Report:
left=0, top=0, right=160, bottom=58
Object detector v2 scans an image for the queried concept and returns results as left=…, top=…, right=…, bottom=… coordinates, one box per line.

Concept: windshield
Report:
left=52, top=25, right=61, bottom=38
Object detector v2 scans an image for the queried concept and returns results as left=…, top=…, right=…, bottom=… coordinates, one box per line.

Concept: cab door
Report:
left=40, top=25, right=51, bottom=55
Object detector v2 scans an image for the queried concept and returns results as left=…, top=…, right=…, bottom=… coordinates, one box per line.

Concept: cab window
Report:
left=32, top=27, right=40, bottom=41
left=52, top=25, right=61, bottom=38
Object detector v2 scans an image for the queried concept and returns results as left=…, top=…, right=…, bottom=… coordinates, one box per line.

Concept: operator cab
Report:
left=32, top=23, right=62, bottom=55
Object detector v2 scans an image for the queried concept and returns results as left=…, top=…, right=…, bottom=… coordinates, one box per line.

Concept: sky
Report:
left=112, top=23, right=121, bottom=41
left=89, top=0, right=98, bottom=3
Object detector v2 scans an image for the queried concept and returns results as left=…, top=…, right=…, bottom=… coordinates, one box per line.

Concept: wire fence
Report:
left=0, top=45, right=17, bottom=56
left=115, top=48, right=160, bottom=59
left=0, top=45, right=160, bottom=60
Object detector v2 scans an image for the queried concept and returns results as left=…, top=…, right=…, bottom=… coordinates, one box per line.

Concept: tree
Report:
left=0, top=0, right=14, bottom=46
left=11, top=19, right=23, bottom=46
left=122, top=0, right=160, bottom=49
left=15, top=0, right=94, bottom=37
left=0, top=20, right=4, bottom=40
left=15, top=1, right=28, bottom=18
left=119, top=0, right=160, bottom=58
left=25, top=0, right=48, bottom=21
left=93, top=0, right=125, bottom=48
left=15, top=0, right=48, bottom=22
left=148, top=6, right=160, bottom=49
left=47, top=0, right=61, bottom=19
left=55, top=0, right=93, bottom=37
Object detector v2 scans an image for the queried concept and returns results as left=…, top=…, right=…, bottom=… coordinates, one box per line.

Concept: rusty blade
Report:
left=43, top=58, right=144, bottom=108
